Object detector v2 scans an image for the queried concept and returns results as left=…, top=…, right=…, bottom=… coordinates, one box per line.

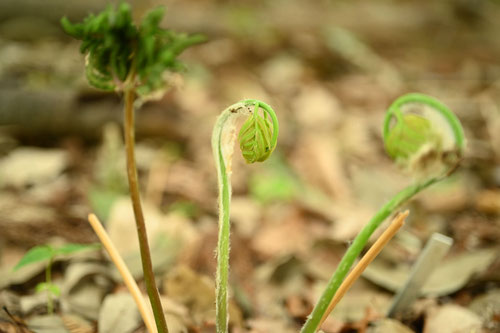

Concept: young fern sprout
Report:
left=212, top=99, right=279, bottom=333
left=61, top=4, right=204, bottom=333
left=301, top=93, right=466, bottom=333
left=14, top=243, right=100, bottom=316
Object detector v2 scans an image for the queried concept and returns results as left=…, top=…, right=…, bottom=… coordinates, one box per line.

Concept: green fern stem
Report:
left=212, top=99, right=278, bottom=333
left=300, top=177, right=439, bottom=333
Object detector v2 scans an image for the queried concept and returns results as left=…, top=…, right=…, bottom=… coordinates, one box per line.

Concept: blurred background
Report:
left=0, top=0, right=499, bottom=332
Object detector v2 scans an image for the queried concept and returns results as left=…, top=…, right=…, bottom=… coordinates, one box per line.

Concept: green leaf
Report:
left=61, top=2, right=205, bottom=94
left=14, top=245, right=54, bottom=271
left=54, top=243, right=100, bottom=256
left=36, top=282, right=61, bottom=296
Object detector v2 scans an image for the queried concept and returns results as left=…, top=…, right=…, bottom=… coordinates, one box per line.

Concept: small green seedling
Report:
left=62, top=4, right=204, bottom=333
left=14, top=243, right=100, bottom=315
left=301, top=93, right=466, bottom=333
left=212, top=99, right=278, bottom=333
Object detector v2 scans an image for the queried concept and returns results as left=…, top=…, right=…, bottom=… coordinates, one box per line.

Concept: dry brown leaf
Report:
left=468, top=289, right=500, bottom=332
left=424, top=304, right=482, bottom=333
left=260, top=55, right=305, bottom=95
left=328, top=202, right=376, bottom=242
left=417, top=176, right=471, bottom=213
left=367, top=319, right=414, bottom=333
left=61, top=314, right=94, bottom=333
left=26, top=315, right=70, bottom=333
left=363, top=248, right=498, bottom=296
left=162, top=161, right=213, bottom=207
left=292, top=85, right=342, bottom=130
left=251, top=208, right=312, bottom=258
left=0, top=148, right=66, bottom=188
left=164, top=266, right=242, bottom=327
left=290, top=133, right=352, bottom=201
left=98, top=293, right=141, bottom=333
left=230, top=196, right=262, bottom=238
left=476, top=189, right=500, bottom=215
left=107, top=198, right=168, bottom=256
left=245, top=318, right=297, bottom=333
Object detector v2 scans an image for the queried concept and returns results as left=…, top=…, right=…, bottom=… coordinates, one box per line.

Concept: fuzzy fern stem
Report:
left=212, top=99, right=278, bottom=333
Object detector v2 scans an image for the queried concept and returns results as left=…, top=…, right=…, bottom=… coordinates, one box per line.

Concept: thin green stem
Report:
left=124, top=86, right=169, bottom=333
left=212, top=100, right=278, bottom=333
left=46, top=257, right=53, bottom=315
left=301, top=177, right=438, bottom=333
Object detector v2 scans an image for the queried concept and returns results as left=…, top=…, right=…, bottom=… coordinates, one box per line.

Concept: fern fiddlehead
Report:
left=301, top=93, right=465, bottom=333
left=212, top=99, right=278, bottom=333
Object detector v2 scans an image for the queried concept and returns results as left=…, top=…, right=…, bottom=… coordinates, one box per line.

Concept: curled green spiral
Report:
left=238, top=101, right=278, bottom=163
left=383, top=93, right=465, bottom=164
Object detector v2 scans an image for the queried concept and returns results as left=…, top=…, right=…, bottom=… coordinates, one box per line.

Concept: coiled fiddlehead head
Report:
left=383, top=93, right=465, bottom=175
left=212, top=99, right=278, bottom=333
left=238, top=101, right=278, bottom=163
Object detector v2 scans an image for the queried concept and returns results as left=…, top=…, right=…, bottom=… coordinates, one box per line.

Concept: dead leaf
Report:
left=251, top=207, right=312, bottom=258
left=260, top=54, right=304, bottom=95
left=106, top=198, right=164, bottom=257
left=475, top=189, right=500, bottom=215
left=230, top=196, right=262, bottom=238
left=26, top=315, right=70, bottom=333
left=417, top=175, right=471, bottom=213
left=246, top=318, right=297, bottom=333
left=162, top=161, right=213, bottom=207
left=61, top=314, right=94, bottom=333
left=164, top=313, right=188, bottom=333
left=20, top=291, right=56, bottom=316
left=0, top=294, right=32, bottom=332
left=98, top=293, right=140, bottom=333
left=0, top=259, right=46, bottom=290
left=367, top=319, right=414, bottom=333
left=363, top=248, right=498, bottom=296
left=292, top=85, right=341, bottom=130
left=285, top=294, right=311, bottom=319
left=327, top=287, right=391, bottom=323
left=62, top=263, right=112, bottom=322
left=62, top=262, right=111, bottom=295
left=468, top=289, right=500, bottom=332
left=253, top=255, right=307, bottom=320
left=0, top=148, right=66, bottom=188
left=164, top=265, right=242, bottom=327
left=424, top=304, right=482, bottom=333
left=290, top=133, right=352, bottom=201
left=107, top=198, right=193, bottom=279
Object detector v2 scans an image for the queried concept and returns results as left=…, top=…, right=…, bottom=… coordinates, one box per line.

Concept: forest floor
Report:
left=0, top=0, right=499, bottom=332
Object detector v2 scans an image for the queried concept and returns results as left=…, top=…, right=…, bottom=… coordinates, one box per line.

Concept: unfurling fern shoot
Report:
left=61, top=4, right=204, bottom=333
left=212, top=100, right=278, bottom=333
left=301, top=93, right=466, bottom=333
